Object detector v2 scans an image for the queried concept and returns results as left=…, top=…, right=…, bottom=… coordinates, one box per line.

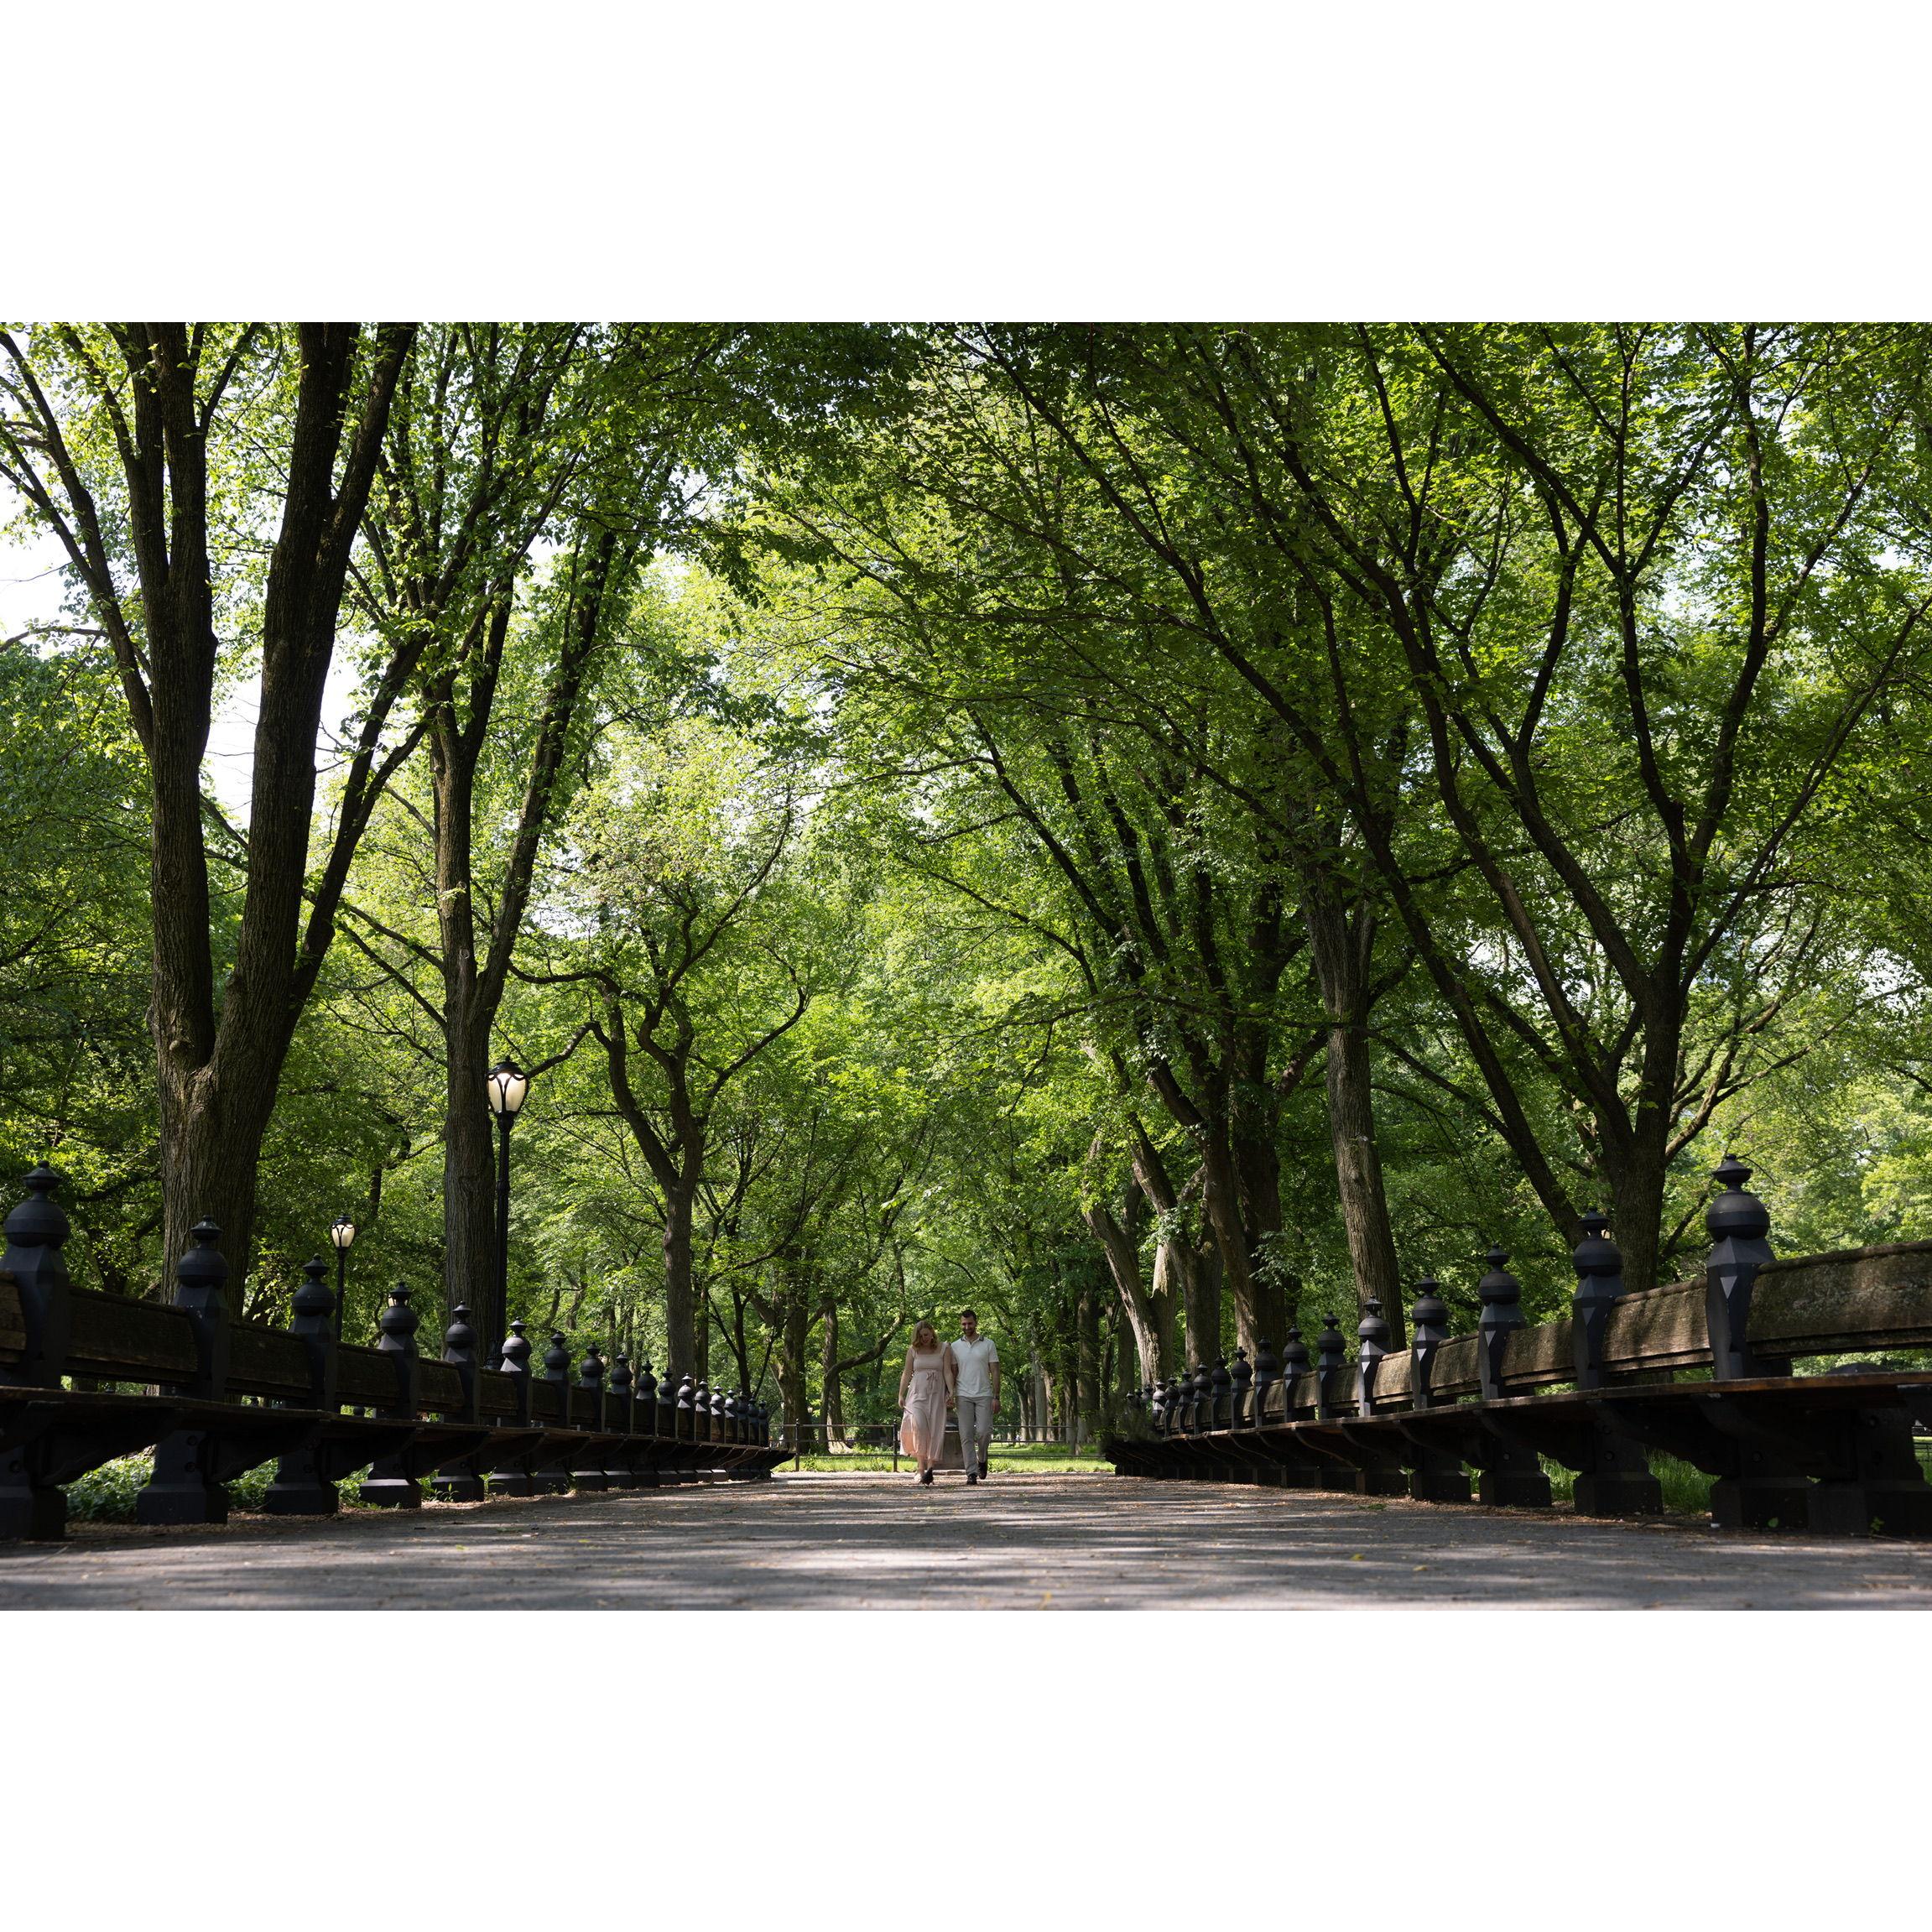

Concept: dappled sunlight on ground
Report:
left=4, top=1473, right=1931, bottom=1608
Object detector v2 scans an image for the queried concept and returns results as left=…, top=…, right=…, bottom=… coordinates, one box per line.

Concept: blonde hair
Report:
left=913, top=1320, right=939, bottom=1351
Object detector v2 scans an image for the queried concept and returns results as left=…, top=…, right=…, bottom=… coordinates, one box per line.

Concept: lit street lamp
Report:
left=486, top=1057, right=529, bottom=1367
left=329, top=1213, right=357, bottom=1343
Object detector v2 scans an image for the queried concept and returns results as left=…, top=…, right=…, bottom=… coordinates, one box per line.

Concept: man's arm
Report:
left=988, top=1344, right=1001, bottom=1407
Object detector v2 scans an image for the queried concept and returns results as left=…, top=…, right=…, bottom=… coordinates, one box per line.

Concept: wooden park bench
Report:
left=0, top=1165, right=785, bottom=1541
left=1105, top=1158, right=1932, bottom=1538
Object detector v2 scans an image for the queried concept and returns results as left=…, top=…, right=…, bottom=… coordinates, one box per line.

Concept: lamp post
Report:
left=329, top=1214, right=357, bottom=1343
left=485, top=1057, right=529, bottom=1367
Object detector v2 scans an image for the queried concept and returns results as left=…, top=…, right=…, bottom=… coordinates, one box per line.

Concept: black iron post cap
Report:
left=1357, top=1299, right=1390, bottom=1345
left=1706, top=1154, right=1770, bottom=1244
left=543, top=1332, right=570, bottom=1374
left=379, top=1284, right=419, bottom=1337
left=1211, top=1356, right=1232, bottom=1391
left=176, top=1220, right=230, bottom=1294
left=1477, top=1247, right=1521, bottom=1306
left=1573, top=1211, right=1622, bottom=1276
left=445, top=1304, right=476, bottom=1352
left=502, top=1320, right=534, bottom=1369
left=294, top=1257, right=334, bottom=1318
left=1410, top=1275, right=1449, bottom=1326
left=6, top=1161, right=70, bottom=1247
left=1315, top=1315, right=1348, bottom=1372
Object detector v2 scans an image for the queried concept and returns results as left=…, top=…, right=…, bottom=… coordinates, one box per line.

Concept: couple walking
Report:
left=897, top=1309, right=999, bottom=1486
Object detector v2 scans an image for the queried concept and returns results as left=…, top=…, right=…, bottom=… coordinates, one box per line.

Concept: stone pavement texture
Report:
left=4, top=1472, right=1931, bottom=1609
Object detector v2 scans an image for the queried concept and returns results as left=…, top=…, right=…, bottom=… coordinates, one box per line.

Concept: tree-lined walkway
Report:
left=4, top=1475, right=1931, bottom=1609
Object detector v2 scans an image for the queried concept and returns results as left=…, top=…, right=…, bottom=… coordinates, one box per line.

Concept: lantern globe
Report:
left=487, top=1059, right=529, bottom=1119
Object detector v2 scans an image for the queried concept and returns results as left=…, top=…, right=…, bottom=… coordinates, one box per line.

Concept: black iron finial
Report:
left=1706, top=1153, right=1774, bottom=1380
left=1571, top=1211, right=1622, bottom=1390
left=1409, top=1274, right=1450, bottom=1408
left=501, top=1318, right=533, bottom=1372
left=293, top=1256, right=334, bottom=1323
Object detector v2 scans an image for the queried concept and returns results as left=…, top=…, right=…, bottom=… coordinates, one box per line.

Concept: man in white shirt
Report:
left=949, top=1308, right=1000, bottom=1485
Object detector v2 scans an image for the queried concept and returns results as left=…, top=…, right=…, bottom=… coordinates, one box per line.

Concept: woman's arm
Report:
left=897, top=1352, right=914, bottom=1404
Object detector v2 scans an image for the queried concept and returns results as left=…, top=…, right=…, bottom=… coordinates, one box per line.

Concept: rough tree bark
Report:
left=1081, top=1151, right=1170, bottom=1385
left=426, top=529, right=622, bottom=1328
left=0, top=322, right=418, bottom=1301
left=1126, top=1119, right=1216, bottom=1366
left=1302, top=859, right=1407, bottom=1345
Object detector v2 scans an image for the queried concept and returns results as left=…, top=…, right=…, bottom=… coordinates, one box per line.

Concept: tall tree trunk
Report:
left=1607, top=1023, right=1680, bottom=1292
left=1227, top=1105, right=1288, bottom=1349
left=663, top=1172, right=699, bottom=1380
left=430, top=708, right=500, bottom=1333
left=426, top=529, right=624, bottom=1336
left=770, top=1279, right=817, bottom=1455
left=1113, top=1309, right=1135, bottom=1409
left=1192, top=1138, right=1247, bottom=1361
left=1169, top=1235, right=1221, bottom=1367
left=1081, top=1191, right=1166, bottom=1384
left=820, top=1294, right=846, bottom=1445
left=96, top=323, right=414, bottom=1302
left=1302, top=864, right=1407, bottom=1345
left=1076, top=1282, right=1100, bottom=1447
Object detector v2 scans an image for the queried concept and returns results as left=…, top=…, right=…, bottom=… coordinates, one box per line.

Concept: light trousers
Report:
left=956, top=1394, right=994, bottom=1473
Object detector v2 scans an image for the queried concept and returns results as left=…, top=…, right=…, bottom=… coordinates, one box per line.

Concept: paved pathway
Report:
left=4, top=1473, right=1931, bottom=1608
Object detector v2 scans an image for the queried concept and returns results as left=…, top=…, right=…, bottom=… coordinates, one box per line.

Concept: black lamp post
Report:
left=485, top=1057, right=529, bottom=1367
left=329, top=1214, right=357, bottom=1343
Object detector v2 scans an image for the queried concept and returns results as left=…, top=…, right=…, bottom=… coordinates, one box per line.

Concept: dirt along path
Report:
left=5, top=1471, right=1931, bottom=1609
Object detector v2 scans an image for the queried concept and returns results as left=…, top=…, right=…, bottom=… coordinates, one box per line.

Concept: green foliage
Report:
left=63, top=1453, right=150, bottom=1523
left=10, top=321, right=1932, bottom=1456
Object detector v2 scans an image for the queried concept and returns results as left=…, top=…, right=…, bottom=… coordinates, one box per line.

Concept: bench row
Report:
left=0, top=1165, right=783, bottom=1539
left=0, top=1386, right=785, bottom=1539
left=1105, top=1159, right=1932, bottom=1538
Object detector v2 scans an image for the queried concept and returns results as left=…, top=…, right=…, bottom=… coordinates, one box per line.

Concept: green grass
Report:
left=783, top=1441, right=1114, bottom=1475
left=64, top=1452, right=389, bottom=1522
left=54, top=1437, right=1932, bottom=1516
left=1539, top=1453, right=1712, bottom=1515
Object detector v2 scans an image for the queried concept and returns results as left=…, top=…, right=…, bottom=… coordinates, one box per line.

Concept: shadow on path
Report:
left=4, top=1473, right=1929, bottom=1608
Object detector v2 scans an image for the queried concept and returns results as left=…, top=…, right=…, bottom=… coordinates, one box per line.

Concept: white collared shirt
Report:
left=950, top=1332, right=999, bottom=1398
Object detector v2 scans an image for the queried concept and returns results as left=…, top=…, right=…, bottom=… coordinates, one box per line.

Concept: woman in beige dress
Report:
left=897, top=1320, right=955, bottom=1484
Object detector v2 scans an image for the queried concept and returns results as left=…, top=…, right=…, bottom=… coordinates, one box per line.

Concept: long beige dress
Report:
left=899, top=1348, right=949, bottom=1468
